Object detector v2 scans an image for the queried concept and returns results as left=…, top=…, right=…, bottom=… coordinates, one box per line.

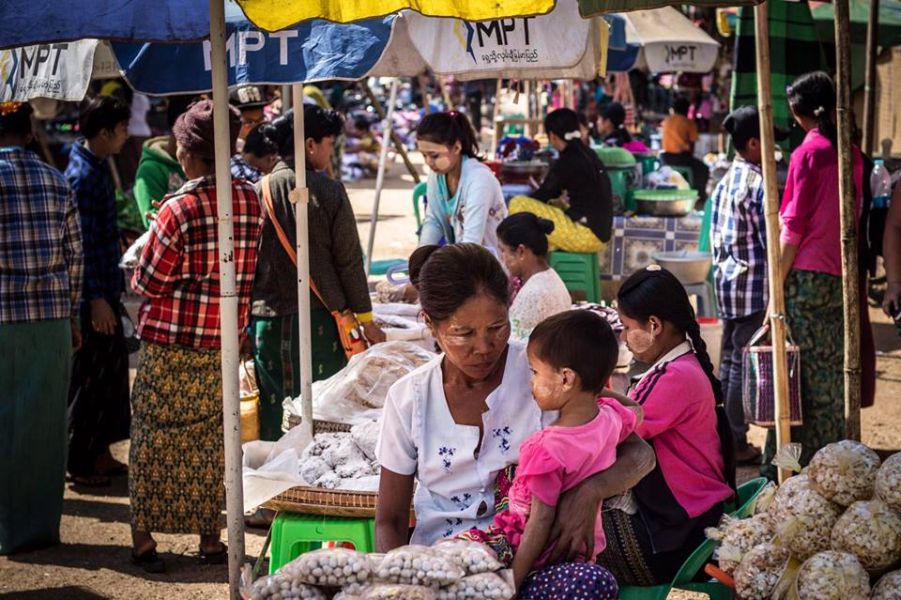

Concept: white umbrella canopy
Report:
left=369, top=1, right=610, bottom=80
left=625, top=6, right=720, bottom=73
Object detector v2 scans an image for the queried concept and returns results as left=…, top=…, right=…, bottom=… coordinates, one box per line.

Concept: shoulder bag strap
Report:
left=260, top=175, right=331, bottom=310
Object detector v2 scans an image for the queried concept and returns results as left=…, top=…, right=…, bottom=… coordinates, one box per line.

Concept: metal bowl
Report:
left=633, top=189, right=698, bottom=217
left=651, top=250, right=713, bottom=285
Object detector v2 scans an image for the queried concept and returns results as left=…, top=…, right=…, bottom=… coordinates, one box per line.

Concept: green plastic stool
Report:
left=269, top=513, right=376, bottom=574
left=635, top=154, right=659, bottom=176
left=607, top=169, right=636, bottom=213
left=549, top=251, right=601, bottom=303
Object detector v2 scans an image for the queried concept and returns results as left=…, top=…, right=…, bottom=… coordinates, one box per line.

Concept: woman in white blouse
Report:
left=496, top=213, right=572, bottom=342
left=376, top=244, right=654, bottom=593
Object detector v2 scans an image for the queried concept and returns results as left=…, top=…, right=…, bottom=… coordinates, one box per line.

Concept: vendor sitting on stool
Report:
left=509, top=108, right=613, bottom=254
left=659, top=96, right=710, bottom=199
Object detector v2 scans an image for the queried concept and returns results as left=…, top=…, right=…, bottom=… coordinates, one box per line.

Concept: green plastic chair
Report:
left=412, top=181, right=427, bottom=231
left=618, top=477, right=769, bottom=600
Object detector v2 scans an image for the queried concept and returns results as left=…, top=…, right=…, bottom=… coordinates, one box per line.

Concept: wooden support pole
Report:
left=754, top=1, right=792, bottom=482
left=862, top=0, right=880, bottom=155
left=834, top=0, right=862, bottom=440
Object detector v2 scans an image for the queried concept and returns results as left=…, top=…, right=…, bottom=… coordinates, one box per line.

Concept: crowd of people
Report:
left=1, top=67, right=899, bottom=599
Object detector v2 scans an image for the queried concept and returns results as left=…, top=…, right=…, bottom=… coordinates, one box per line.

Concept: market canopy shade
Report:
left=0, top=0, right=210, bottom=49
left=0, top=40, right=117, bottom=101
left=369, top=2, right=622, bottom=80
left=114, top=5, right=395, bottom=95
left=235, top=0, right=555, bottom=32
left=579, top=0, right=762, bottom=17
left=811, top=0, right=901, bottom=48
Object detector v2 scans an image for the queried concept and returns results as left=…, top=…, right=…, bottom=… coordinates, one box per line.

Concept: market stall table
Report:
left=600, top=212, right=704, bottom=282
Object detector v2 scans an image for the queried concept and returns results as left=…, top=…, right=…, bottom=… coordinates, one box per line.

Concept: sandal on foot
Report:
left=131, top=548, right=165, bottom=574
left=199, top=544, right=227, bottom=565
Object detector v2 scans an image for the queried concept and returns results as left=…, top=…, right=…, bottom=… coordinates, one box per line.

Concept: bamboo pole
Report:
left=754, top=1, right=792, bottom=483
left=493, top=79, right=503, bottom=159
left=862, top=0, right=880, bottom=155
left=208, top=0, right=245, bottom=596
left=361, top=81, right=420, bottom=183
left=292, top=85, right=314, bottom=445
left=834, top=0, right=862, bottom=440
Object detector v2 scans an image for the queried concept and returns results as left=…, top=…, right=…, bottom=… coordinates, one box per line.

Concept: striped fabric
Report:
left=729, top=0, right=827, bottom=151
left=710, top=157, right=768, bottom=319
left=0, top=147, right=83, bottom=324
left=580, top=0, right=761, bottom=17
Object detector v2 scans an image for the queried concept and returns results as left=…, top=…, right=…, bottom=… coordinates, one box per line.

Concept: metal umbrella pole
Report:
left=754, top=0, right=792, bottom=483
left=834, top=0, right=862, bottom=440
left=366, top=77, right=400, bottom=276
left=292, top=85, right=315, bottom=444
left=208, top=0, right=245, bottom=596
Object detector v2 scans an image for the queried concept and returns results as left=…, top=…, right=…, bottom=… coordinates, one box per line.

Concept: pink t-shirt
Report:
left=631, top=350, right=732, bottom=519
left=780, top=129, right=863, bottom=277
left=492, top=397, right=638, bottom=565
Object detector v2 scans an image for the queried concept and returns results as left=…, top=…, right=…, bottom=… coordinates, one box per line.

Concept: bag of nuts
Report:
left=793, top=551, right=870, bottom=600
left=875, top=452, right=901, bottom=512
left=432, top=540, right=505, bottom=575
left=436, top=572, right=515, bottom=600
left=374, top=545, right=465, bottom=587
left=732, top=541, right=790, bottom=600
left=808, top=440, right=881, bottom=507
left=284, top=548, right=374, bottom=588
left=357, top=583, right=438, bottom=599
left=871, top=570, right=901, bottom=600
left=245, top=573, right=328, bottom=600
left=830, top=499, right=901, bottom=573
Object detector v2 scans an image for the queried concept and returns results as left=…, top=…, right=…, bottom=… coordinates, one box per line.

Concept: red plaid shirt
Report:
left=132, top=176, right=263, bottom=349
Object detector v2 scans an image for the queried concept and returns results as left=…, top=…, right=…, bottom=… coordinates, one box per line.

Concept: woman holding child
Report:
left=375, top=245, right=734, bottom=596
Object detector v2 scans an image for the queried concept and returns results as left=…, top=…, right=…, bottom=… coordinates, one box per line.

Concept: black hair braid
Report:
left=686, top=319, right=737, bottom=493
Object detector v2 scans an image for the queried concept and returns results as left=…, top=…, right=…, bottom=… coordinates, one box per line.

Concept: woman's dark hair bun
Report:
left=539, top=217, right=555, bottom=235
left=408, top=245, right=441, bottom=288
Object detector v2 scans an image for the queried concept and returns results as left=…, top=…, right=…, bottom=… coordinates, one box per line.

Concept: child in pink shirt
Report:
left=458, top=310, right=640, bottom=594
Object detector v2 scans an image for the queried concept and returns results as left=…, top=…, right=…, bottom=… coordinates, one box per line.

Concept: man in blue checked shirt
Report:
left=0, top=102, right=83, bottom=554
left=64, top=95, right=132, bottom=487
left=711, top=106, right=788, bottom=466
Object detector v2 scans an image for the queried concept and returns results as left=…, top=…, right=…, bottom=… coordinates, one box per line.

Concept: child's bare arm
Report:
left=511, top=497, right=557, bottom=591
left=602, top=388, right=644, bottom=423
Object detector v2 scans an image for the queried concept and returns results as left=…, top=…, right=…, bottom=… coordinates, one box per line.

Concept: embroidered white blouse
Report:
left=509, top=269, right=572, bottom=342
left=377, top=341, right=556, bottom=545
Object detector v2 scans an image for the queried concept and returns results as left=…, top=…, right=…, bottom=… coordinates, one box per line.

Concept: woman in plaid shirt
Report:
left=128, top=100, right=263, bottom=572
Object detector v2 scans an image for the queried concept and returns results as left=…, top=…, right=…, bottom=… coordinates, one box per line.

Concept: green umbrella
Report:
left=812, top=0, right=901, bottom=47
left=579, top=0, right=761, bottom=16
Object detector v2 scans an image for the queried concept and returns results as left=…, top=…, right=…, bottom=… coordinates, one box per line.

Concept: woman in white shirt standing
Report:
left=416, top=112, right=506, bottom=251
left=497, top=213, right=572, bottom=342
left=376, top=243, right=655, bottom=597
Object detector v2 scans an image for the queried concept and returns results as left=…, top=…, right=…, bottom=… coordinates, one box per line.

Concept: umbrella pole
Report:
left=366, top=78, right=399, bottom=275
left=361, top=81, right=420, bottom=183
left=754, top=0, right=792, bottom=483
left=493, top=79, right=503, bottom=159
left=862, top=0, right=880, bottom=155
left=208, top=0, right=245, bottom=597
left=292, top=85, right=315, bottom=444
left=834, top=0, right=862, bottom=440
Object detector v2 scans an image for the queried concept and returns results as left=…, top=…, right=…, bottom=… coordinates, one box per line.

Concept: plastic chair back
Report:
left=412, top=181, right=427, bottom=231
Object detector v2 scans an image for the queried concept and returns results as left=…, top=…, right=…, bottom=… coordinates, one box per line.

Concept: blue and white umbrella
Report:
left=113, top=2, right=395, bottom=95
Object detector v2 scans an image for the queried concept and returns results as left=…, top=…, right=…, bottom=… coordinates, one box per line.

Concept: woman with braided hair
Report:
left=593, top=265, right=735, bottom=586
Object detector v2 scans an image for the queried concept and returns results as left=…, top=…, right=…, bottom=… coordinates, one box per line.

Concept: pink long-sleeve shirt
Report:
left=779, top=129, right=863, bottom=277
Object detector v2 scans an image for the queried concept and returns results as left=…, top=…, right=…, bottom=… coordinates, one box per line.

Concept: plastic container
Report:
left=871, top=160, right=892, bottom=209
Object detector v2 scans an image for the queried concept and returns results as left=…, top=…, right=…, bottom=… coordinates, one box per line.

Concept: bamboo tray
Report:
left=264, top=486, right=380, bottom=518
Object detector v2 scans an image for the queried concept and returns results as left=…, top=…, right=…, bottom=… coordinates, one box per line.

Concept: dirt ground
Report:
left=2, top=155, right=899, bottom=599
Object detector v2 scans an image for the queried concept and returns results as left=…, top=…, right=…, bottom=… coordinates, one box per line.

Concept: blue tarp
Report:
left=113, top=8, right=396, bottom=95
left=0, top=0, right=210, bottom=49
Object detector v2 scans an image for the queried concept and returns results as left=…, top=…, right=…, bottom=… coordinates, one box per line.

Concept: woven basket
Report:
left=264, top=486, right=380, bottom=518
left=284, top=413, right=353, bottom=434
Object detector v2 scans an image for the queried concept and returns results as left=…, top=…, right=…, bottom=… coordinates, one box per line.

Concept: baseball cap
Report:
left=229, top=85, right=268, bottom=110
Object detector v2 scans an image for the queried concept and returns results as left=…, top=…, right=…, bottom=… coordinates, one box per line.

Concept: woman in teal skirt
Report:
left=251, top=106, right=384, bottom=441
